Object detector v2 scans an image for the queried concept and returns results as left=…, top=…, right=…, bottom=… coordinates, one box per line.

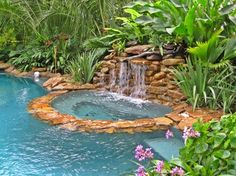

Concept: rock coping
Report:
left=28, top=90, right=174, bottom=133
left=0, top=61, right=223, bottom=133
left=28, top=78, right=223, bottom=133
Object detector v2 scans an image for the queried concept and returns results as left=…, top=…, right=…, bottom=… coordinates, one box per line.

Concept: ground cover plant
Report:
left=133, top=113, right=236, bottom=176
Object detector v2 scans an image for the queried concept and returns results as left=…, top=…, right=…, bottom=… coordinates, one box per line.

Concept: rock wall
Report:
left=93, top=45, right=187, bottom=106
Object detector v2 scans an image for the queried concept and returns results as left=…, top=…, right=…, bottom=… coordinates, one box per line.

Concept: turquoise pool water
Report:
left=52, top=91, right=172, bottom=120
left=0, top=73, right=183, bottom=176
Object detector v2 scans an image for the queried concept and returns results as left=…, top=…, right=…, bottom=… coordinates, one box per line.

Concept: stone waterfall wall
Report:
left=93, top=45, right=187, bottom=106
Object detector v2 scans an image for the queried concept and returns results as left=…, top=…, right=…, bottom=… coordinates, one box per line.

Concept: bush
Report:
left=133, top=113, right=236, bottom=176
left=67, top=50, right=105, bottom=83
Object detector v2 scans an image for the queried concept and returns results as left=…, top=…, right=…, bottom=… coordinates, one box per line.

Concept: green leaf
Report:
left=124, top=8, right=141, bottom=19
left=184, top=6, right=195, bottom=44
left=139, top=6, right=161, bottom=14
left=195, top=142, right=208, bottom=154
left=219, top=4, right=236, bottom=15
left=214, top=150, right=231, bottom=159
left=135, top=15, right=154, bottom=25
left=230, top=136, right=236, bottom=148
left=213, top=133, right=226, bottom=148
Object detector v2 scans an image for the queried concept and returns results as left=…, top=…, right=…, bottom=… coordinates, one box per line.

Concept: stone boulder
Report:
left=125, top=45, right=152, bottom=55
left=43, top=76, right=65, bottom=89
left=162, top=58, right=185, bottom=66
left=0, top=63, right=11, bottom=70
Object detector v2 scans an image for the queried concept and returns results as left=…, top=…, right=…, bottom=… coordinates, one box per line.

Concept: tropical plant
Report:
left=98, top=0, right=236, bottom=47
left=178, top=113, right=236, bottom=175
left=0, top=28, right=16, bottom=61
left=173, top=57, right=236, bottom=112
left=67, top=50, right=105, bottom=83
left=188, top=30, right=236, bottom=68
left=0, top=0, right=133, bottom=45
left=9, top=33, right=75, bottom=73
left=132, top=113, right=236, bottom=176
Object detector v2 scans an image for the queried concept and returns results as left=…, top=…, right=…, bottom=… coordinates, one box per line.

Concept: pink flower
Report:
left=165, top=129, right=174, bottom=139
left=134, top=145, right=154, bottom=161
left=183, top=127, right=200, bottom=144
left=155, top=160, right=164, bottom=173
left=171, top=166, right=184, bottom=176
left=136, top=165, right=147, bottom=176
left=145, top=148, right=154, bottom=159
left=135, top=145, right=146, bottom=161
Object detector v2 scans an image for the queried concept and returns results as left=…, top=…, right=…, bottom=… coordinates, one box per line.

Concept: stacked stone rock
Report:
left=93, top=45, right=186, bottom=106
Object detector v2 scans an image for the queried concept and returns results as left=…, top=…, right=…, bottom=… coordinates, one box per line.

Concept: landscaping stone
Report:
left=178, top=117, right=197, bottom=130
left=32, top=67, right=47, bottom=72
left=43, top=76, right=64, bottom=89
left=101, top=67, right=109, bottom=73
left=153, top=72, right=166, bottom=80
left=162, top=58, right=185, bottom=66
left=0, top=63, right=11, bottom=70
left=166, top=112, right=183, bottom=122
left=167, top=90, right=185, bottom=99
left=146, top=54, right=162, bottom=61
left=125, top=45, right=152, bottom=54
left=129, top=58, right=152, bottom=65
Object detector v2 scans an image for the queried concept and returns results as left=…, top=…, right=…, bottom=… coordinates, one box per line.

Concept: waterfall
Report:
left=116, top=61, right=146, bottom=98
left=109, top=68, right=116, bottom=91
left=118, top=62, right=130, bottom=95
left=130, top=64, right=147, bottom=98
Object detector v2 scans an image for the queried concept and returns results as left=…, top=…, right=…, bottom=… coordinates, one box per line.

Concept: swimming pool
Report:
left=0, top=73, right=183, bottom=176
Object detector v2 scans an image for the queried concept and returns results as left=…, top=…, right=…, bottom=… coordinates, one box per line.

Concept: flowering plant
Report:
left=133, top=113, right=236, bottom=176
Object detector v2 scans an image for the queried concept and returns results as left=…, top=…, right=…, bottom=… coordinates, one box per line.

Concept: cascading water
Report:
left=117, top=61, right=147, bottom=98
left=109, top=68, right=116, bottom=90
left=118, top=62, right=130, bottom=95
left=130, top=64, right=147, bottom=98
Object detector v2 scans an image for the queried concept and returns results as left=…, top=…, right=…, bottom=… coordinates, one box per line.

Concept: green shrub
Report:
left=179, top=113, right=236, bottom=175
left=93, top=0, right=236, bottom=47
left=9, top=34, right=75, bottom=73
left=67, top=50, right=104, bottom=83
left=133, top=113, right=236, bottom=176
left=0, top=28, right=16, bottom=61
left=173, top=57, right=235, bottom=112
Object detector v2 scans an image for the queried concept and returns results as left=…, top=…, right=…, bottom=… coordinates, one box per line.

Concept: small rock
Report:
left=163, top=54, right=173, bottom=59
left=0, top=63, right=11, bottom=70
left=167, top=90, right=185, bottom=99
left=145, top=71, right=154, bottom=76
left=120, top=52, right=128, bottom=57
left=162, top=58, right=185, bottom=66
left=4, top=66, right=15, bottom=73
left=147, top=86, right=167, bottom=94
left=166, top=112, right=183, bottom=122
left=125, top=45, right=152, bottom=55
left=101, top=67, right=109, bottom=73
left=178, top=117, right=197, bottom=130
left=151, top=61, right=161, bottom=65
left=146, top=54, right=162, bottom=61
left=153, top=72, right=166, bottom=80
left=129, top=58, right=152, bottom=65
left=154, top=117, right=173, bottom=126
left=150, top=80, right=167, bottom=86
left=32, top=67, right=47, bottom=72
left=148, top=64, right=161, bottom=72
left=43, top=76, right=64, bottom=89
